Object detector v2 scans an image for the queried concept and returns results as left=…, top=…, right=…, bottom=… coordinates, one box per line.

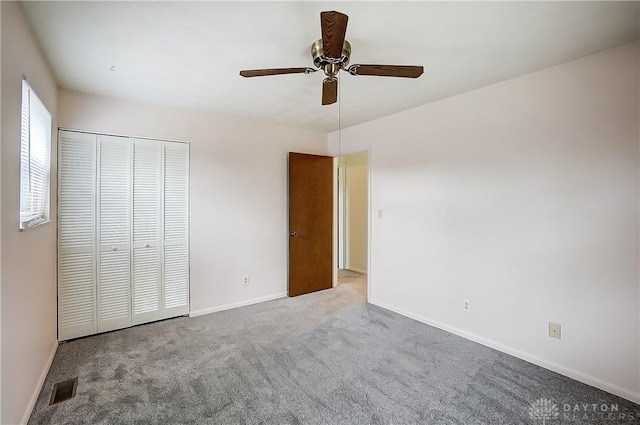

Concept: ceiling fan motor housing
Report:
left=312, top=39, right=351, bottom=71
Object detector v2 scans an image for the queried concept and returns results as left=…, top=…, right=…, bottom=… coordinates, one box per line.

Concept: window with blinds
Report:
left=20, top=80, right=52, bottom=230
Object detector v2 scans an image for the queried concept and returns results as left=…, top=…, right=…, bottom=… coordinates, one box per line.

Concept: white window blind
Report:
left=20, top=80, right=52, bottom=230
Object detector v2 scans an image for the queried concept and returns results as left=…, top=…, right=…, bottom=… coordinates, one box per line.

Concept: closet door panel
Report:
left=58, top=252, right=95, bottom=340
left=163, top=244, right=188, bottom=312
left=58, top=131, right=97, bottom=340
left=163, top=142, right=189, bottom=244
left=98, top=248, right=130, bottom=331
left=97, top=135, right=132, bottom=332
left=132, top=247, right=161, bottom=324
left=132, top=139, right=162, bottom=325
left=162, top=142, right=190, bottom=317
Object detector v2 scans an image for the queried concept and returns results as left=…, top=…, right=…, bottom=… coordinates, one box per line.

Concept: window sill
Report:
left=19, top=219, right=50, bottom=231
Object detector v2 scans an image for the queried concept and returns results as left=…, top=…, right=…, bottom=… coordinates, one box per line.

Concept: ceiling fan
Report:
left=239, top=11, right=424, bottom=105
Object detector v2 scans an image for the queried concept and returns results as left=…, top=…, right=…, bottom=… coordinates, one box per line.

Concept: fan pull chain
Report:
left=338, top=72, right=341, bottom=158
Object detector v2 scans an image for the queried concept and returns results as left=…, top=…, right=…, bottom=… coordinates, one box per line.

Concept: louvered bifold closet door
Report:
left=97, top=135, right=132, bottom=332
left=162, top=142, right=190, bottom=318
left=132, top=138, right=162, bottom=325
left=58, top=131, right=97, bottom=340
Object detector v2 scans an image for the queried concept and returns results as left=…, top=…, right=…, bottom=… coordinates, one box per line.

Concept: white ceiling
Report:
left=19, top=1, right=640, bottom=133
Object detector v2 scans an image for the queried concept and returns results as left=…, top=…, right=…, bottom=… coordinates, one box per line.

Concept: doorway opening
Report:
left=336, top=151, right=368, bottom=296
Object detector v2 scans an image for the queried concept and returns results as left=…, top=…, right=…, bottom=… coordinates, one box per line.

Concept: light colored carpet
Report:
left=29, top=278, right=638, bottom=424
left=337, top=269, right=367, bottom=292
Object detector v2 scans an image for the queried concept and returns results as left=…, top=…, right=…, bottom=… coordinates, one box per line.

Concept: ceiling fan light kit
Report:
left=239, top=11, right=424, bottom=105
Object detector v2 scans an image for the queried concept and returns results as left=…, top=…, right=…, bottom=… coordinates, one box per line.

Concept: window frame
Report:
left=19, top=79, right=52, bottom=231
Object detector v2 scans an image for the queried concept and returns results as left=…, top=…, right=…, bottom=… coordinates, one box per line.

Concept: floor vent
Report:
left=49, top=377, right=78, bottom=406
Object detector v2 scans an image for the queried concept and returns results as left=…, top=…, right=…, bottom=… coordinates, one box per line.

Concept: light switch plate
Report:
left=378, top=209, right=384, bottom=219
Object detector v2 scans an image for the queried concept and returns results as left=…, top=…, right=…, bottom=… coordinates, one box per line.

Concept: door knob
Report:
left=145, top=243, right=151, bottom=248
left=112, top=247, right=118, bottom=251
left=290, top=231, right=298, bottom=237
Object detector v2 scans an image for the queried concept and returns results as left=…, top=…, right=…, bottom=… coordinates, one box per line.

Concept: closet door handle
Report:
left=112, top=247, right=118, bottom=251
left=145, top=243, right=151, bottom=248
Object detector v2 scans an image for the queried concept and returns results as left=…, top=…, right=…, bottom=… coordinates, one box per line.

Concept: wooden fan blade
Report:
left=239, top=67, right=315, bottom=77
left=321, top=11, right=348, bottom=59
left=348, top=64, right=424, bottom=78
left=322, top=78, right=337, bottom=105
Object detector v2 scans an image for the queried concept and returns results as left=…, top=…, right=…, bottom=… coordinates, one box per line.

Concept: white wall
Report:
left=1, top=2, right=59, bottom=424
left=329, top=42, right=640, bottom=403
left=57, top=89, right=328, bottom=316
left=344, top=152, right=368, bottom=273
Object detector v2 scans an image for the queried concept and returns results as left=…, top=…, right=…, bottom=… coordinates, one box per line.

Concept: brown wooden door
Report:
left=288, top=152, right=333, bottom=297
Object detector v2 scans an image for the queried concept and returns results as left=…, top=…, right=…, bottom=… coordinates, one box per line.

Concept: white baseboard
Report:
left=21, top=339, right=58, bottom=425
left=189, top=292, right=287, bottom=317
left=346, top=267, right=367, bottom=275
left=369, top=298, right=640, bottom=405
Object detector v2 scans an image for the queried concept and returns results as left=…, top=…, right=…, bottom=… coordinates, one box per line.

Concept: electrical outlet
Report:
left=549, top=322, right=561, bottom=339
left=463, top=299, right=470, bottom=312
left=242, top=276, right=249, bottom=286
